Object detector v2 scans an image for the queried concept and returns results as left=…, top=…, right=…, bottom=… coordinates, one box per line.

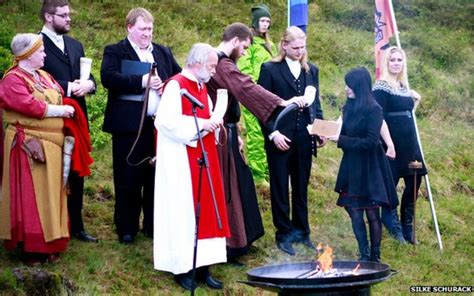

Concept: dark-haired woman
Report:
left=326, top=67, right=398, bottom=261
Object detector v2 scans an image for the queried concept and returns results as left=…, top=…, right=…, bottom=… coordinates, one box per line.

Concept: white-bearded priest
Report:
left=153, top=43, right=229, bottom=291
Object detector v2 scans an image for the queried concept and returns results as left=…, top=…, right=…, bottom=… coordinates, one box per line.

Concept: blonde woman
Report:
left=373, top=46, right=426, bottom=244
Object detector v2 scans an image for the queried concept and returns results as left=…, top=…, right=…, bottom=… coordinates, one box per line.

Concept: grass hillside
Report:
left=0, top=0, right=473, bottom=295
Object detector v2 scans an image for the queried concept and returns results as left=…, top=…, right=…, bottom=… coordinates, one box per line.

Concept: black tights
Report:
left=345, top=207, right=382, bottom=261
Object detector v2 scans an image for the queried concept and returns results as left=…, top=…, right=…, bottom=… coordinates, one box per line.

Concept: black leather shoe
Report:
left=174, top=275, right=197, bottom=291
left=204, top=275, right=223, bottom=289
left=74, top=231, right=99, bottom=243
left=301, top=238, right=316, bottom=250
left=119, top=234, right=134, bottom=244
left=227, top=257, right=245, bottom=267
left=277, top=241, right=296, bottom=256
left=141, top=228, right=153, bottom=239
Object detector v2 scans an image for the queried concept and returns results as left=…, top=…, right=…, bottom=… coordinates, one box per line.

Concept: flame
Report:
left=352, top=263, right=361, bottom=275
left=317, top=246, right=333, bottom=272
left=316, top=243, right=324, bottom=252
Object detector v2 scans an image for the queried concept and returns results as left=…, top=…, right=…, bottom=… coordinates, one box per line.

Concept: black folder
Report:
left=121, top=59, right=152, bottom=75
left=118, top=60, right=152, bottom=102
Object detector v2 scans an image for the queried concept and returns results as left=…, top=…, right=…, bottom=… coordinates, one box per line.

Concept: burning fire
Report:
left=352, top=263, right=361, bottom=275
left=317, top=245, right=333, bottom=272
left=296, top=244, right=363, bottom=279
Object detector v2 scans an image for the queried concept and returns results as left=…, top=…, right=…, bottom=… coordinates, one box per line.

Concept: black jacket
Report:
left=335, top=100, right=398, bottom=207
left=101, top=38, right=181, bottom=134
left=41, top=33, right=96, bottom=117
left=257, top=60, right=323, bottom=140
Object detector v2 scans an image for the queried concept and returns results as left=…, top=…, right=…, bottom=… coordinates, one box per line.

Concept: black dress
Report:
left=335, top=100, right=398, bottom=209
left=373, top=80, right=427, bottom=178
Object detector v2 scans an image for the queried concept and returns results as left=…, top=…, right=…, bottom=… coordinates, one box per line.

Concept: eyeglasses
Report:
left=51, top=13, right=71, bottom=19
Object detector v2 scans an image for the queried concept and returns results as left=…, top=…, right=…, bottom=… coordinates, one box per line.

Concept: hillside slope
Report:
left=0, top=1, right=472, bottom=295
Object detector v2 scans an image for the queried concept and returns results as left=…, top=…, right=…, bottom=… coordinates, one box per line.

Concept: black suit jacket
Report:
left=41, top=33, right=95, bottom=117
left=257, top=60, right=323, bottom=143
left=101, top=38, right=181, bottom=134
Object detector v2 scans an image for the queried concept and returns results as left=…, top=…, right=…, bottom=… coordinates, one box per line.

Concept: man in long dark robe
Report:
left=206, top=22, right=306, bottom=262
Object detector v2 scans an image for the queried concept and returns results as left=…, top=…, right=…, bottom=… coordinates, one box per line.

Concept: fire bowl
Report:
left=242, top=260, right=396, bottom=296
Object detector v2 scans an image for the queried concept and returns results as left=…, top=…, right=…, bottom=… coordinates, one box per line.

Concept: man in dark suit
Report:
left=40, top=0, right=97, bottom=243
left=258, top=26, right=325, bottom=256
left=101, top=7, right=181, bottom=244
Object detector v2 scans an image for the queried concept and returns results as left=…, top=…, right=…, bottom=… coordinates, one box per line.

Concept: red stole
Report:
left=63, top=98, right=93, bottom=177
left=173, top=74, right=230, bottom=239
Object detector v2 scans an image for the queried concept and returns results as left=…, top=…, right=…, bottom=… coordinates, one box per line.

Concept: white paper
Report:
left=191, top=89, right=228, bottom=141
left=211, top=89, right=228, bottom=121
left=63, top=136, right=75, bottom=187
left=304, top=85, right=316, bottom=106
left=147, top=90, right=161, bottom=116
left=80, top=57, right=92, bottom=80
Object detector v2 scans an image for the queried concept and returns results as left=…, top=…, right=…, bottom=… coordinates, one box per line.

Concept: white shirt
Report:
left=268, top=58, right=302, bottom=141
left=41, top=26, right=77, bottom=96
left=41, top=26, right=65, bottom=52
left=285, top=56, right=302, bottom=79
left=128, top=38, right=155, bottom=65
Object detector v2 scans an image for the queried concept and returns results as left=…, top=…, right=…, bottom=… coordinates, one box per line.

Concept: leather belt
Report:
left=117, top=94, right=145, bottom=102
left=387, top=110, right=412, bottom=118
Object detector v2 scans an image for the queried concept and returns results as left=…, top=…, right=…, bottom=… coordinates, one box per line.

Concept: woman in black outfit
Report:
left=327, top=67, right=398, bottom=261
left=373, top=47, right=427, bottom=244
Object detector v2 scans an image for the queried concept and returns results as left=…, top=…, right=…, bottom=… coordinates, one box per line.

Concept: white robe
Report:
left=153, top=70, right=226, bottom=275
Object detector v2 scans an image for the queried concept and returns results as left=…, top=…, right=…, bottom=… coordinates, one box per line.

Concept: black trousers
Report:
left=111, top=120, right=155, bottom=238
left=68, top=171, right=85, bottom=235
left=267, top=129, right=312, bottom=242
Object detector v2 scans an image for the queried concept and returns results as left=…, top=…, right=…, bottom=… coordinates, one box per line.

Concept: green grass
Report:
left=1, top=0, right=473, bottom=295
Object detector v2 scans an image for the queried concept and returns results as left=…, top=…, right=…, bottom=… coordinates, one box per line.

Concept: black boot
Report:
left=370, top=246, right=381, bottom=262
left=401, top=201, right=418, bottom=244
left=401, top=176, right=421, bottom=244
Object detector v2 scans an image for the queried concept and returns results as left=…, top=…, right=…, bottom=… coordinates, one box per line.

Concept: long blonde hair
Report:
left=380, top=46, right=408, bottom=88
left=273, top=26, right=309, bottom=72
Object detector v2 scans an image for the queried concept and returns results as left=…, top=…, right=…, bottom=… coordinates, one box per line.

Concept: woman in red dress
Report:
left=0, top=33, right=74, bottom=265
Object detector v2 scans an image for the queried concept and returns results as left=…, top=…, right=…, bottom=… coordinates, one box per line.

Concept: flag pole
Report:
left=387, top=0, right=443, bottom=252
left=387, top=0, right=401, bottom=48
left=287, top=0, right=290, bottom=27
